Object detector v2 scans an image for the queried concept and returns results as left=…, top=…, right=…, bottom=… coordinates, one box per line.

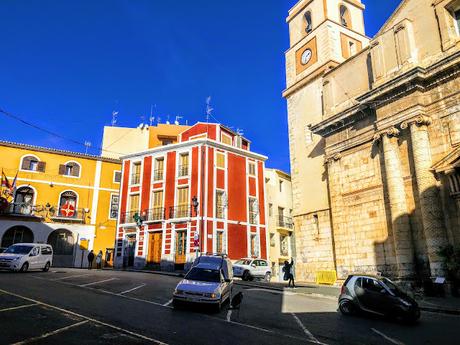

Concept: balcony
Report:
left=153, top=169, right=164, bottom=181
left=131, top=173, right=141, bottom=185
left=145, top=207, right=165, bottom=222
left=0, top=203, right=40, bottom=218
left=277, top=216, right=293, bottom=230
left=50, top=205, right=86, bottom=223
left=177, top=165, right=189, bottom=177
left=169, top=205, right=192, bottom=219
left=120, top=210, right=139, bottom=224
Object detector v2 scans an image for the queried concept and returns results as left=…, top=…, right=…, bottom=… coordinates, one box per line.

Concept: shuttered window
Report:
left=178, top=153, right=189, bottom=177
left=221, top=134, right=232, bottom=145
left=216, top=152, right=225, bottom=169
left=21, top=156, right=45, bottom=172
left=154, top=158, right=164, bottom=181
left=152, top=190, right=163, bottom=208
left=216, top=190, right=225, bottom=219
left=248, top=162, right=256, bottom=176
left=129, top=194, right=140, bottom=213
left=177, top=187, right=189, bottom=206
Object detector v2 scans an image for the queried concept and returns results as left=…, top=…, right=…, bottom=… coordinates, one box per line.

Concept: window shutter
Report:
left=37, top=161, right=46, bottom=172
left=21, top=157, right=30, bottom=170
left=72, top=164, right=80, bottom=177
left=59, top=164, right=66, bottom=175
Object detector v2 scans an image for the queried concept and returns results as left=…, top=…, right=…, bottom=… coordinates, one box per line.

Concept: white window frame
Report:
left=221, top=132, right=233, bottom=146
left=19, top=154, right=41, bottom=173
left=108, top=193, right=119, bottom=220
left=153, top=156, right=165, bottom=182
left=248, top=161, right=256, bottom=176
left=113, top=170, right=122, bottom=184
left=62, top=160, right=81, bottom=178
left=130, top=161, right=142, bottom=186
left=176, top=149, right=191, bottom=178
left=57, top=190, right=79, bottom=213
left=215, top=151, right=226, bottom=170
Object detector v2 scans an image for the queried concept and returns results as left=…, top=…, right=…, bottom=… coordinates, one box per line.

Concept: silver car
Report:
left=173, top=254, right=233, bottom=311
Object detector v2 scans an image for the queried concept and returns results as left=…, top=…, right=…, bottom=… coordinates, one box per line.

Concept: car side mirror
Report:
left=251, top=264, right=256, bottom=268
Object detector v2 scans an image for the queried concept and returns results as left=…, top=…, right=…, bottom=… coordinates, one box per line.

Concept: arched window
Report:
left=305, top=11, right=313, bottom=34
left=21, top=155, right=45, bottom=172
left=1, top=226, right=34, bottom=248
left=59, top=161, right=81, bottom=177
left=340, top=5, right=351, bottom=28
left=58, top=191, right=78, bottom=218
left=13, top=186, right=35, bottom=215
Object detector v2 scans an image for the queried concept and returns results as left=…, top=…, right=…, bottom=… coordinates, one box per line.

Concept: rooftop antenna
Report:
left=206, top=96, right=213, bottom=122
left=166, top=114, right=170, bottom=125
left=84, top=141, right=92, bottom=154
left=175, top=116, right=183, bottom=125
left=237, top=128, right=244, bottom=136
left=150, top=104, right=156, bottom=126
left=111, top=111, right=118, bottom=127
left=157, top=116, right=161, bottom=125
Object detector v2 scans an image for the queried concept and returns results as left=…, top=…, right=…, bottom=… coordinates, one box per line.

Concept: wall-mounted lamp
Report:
left=192, top=196, right=199, bottom=216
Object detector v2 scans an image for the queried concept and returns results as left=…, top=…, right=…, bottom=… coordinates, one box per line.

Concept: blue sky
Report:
left=0, top=0, right=401, bottom=172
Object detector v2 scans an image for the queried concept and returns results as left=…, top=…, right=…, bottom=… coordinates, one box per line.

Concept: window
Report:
left=154, top=158, right=164, bottom=181
left=248, top=197, right=258, bottom=224
left=129, top=194, right=140, bottom=214
left=41, top=246, right=52, bottom=255
left=216, top=152, right=225, bottom=169
left=113, top=171, right=121, bottom=183
left=248, top=162, right=256, bottom=176
left=270, top=233, right=275, bottom=247
left=58, top=191, right=77, bottom=218
left=216, top=231, right=224, bottom=254
left=349, top=41, right=357, bottom=56
left=340, top=5, right=351, bottom=28
left=21, top=155, right=45, bottom=172
left=59, top=161, right=80, bottom=177
left=151, top=190, right=164, bottom=220
left=178, top=153, right=189, bottom=177
left=13, top=187, right=34, bottom=215
left=221, top=133, right=232, bottom=145
left=216, top=190, right=225, bottom=219
left=131, top=162, right=141, bottom=185
left=362, top=278, right=383, bottom=293
left=268, top=203, right=273, bottom=217
left=305, top=11, right=312, bottom=33
left=280, top=235, right=289, bottom=256
left=250, top=234, right=259, bottom=257
left=279, top=180, right=284, bottom=193
left=176, top=187, right=189, bottom=217
left=109, top=194, right=119, bottom=219
left=162, top=139, right=173, bottom=146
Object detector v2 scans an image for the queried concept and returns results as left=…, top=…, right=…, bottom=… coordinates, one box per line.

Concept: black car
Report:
left=339, top=274, right=420, bottom=323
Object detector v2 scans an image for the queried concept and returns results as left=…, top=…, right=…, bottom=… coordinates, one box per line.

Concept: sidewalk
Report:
left=416, top=296, right=460, bottom=315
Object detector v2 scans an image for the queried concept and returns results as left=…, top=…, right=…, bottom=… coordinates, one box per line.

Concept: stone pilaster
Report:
left=401, top=116, right=448, bottom=276
left=373, top=128, right=414, bottom=278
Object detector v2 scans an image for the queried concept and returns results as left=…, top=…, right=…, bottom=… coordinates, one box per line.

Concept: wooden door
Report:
left=148, top=232, right=162, bottom=264
left=175, top=231, right=187, bottom=264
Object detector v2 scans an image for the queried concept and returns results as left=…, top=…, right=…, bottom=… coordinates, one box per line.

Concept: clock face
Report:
left=301, top=49, right=312, bottom=65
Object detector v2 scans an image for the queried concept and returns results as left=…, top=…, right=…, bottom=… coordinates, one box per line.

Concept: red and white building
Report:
left=114, top=123, right=268, bottom=270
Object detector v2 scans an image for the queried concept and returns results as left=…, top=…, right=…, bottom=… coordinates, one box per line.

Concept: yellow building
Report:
left=0, top=140, right=121, bottom=267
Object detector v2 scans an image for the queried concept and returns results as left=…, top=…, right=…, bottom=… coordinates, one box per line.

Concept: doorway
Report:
left=125, top=234, right=136, bottom=267
left=147, top=232, right=162, bottom=264
left=175, top=230, right=187, bottom=269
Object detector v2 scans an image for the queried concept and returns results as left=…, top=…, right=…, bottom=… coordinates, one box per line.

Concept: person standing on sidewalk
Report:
left=87, top=250, right=95, bottom=269
left=95, top=250, right=103, bottom=269
left=283, top=258, right=296, bottom=288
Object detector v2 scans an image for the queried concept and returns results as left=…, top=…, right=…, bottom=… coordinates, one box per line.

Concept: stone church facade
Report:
left=284, top=0, right=460, bottom=282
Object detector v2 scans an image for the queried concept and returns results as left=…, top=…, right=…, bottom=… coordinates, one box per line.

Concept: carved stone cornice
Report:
left=400, top=115, right=433, bottom=130
left=373, top=127, right=400, bottom=144
left=324, top=153, right=342, bottom=165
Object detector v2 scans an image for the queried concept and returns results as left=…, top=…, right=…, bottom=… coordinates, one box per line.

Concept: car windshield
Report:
left=382, top=278, right=403, bottom=296
left=4, top=245, right=33, bottom=254
left=235, top=259, right=252, bottom=265
left=185, top=267, right=221, bottom=283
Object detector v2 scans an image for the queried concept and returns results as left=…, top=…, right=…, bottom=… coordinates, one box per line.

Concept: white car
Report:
left=233, top=258, right=272, bottom=282
left=0, top=243, right=53, bottom=272
left=173, top=254, right=233, bottom=311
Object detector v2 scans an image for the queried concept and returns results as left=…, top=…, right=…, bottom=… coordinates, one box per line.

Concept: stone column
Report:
left=374, top=128, right=414, bottom=278
left=401, top=116, right=448, bottom=277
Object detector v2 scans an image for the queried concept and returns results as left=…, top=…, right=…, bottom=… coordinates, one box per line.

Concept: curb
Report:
left=108, top=268, right=183, bottom=277
left=419, top=306, right=460, bottom=315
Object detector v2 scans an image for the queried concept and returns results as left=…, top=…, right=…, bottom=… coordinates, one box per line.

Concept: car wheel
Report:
left=242, top=270, right=251, bottom=281
left=264, top=272, right=272, bottom=282
left=20, top=262, right=29, bottom=273
left=43, top=262, right=50, bottom=272
left=172, top=300, right=181, bottom=310
left=339, top=299, right=356, bottom=316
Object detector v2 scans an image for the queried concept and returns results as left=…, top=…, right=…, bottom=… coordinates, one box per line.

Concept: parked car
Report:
left=0, top=247, right=6, bottom=253
left=233, top=258, right=272, bottom=282
left=339, top=274, right=420, bottom=323
left=173, top=254, right=233, bottom=311
left=0, top=243, right=53, bottom=272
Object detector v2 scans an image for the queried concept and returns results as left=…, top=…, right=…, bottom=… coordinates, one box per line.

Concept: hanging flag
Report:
left=1, top=170, right=10, bottom=189
left=10, top=172, right=18, bottom=195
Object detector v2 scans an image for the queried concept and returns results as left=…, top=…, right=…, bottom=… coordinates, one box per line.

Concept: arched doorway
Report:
left=1, top=226, right=34, bottom=249
left=47, top=229, right=75, bottom=267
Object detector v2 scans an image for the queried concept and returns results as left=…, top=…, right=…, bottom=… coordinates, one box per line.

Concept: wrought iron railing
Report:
left=0, top=202, right=35, bottom=216
left=169, top=205, right=192, bottom=219
left=120, top=211, right=139, bottom=224
left=145, top=207, right=165, bottom=221
left=277, top=216, right=293, bottom=229
left=153, top=169, right=164, bottom=181
left=50, top=205, right=85, bottom=220
left=177, top=165, right=189, bottom=177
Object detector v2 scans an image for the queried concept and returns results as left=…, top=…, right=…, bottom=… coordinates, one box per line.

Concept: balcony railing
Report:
left=153, top=169, right=164, bottom=181
left=277, top=216, right=293, bottom=229
left=120, top=210, right=139, bottom=224
left=131, top=173, right=141, bottom=185
left=177, top=165, right=189, bottom=177
left=169, top=205, right=192, bottom=219
left=0, top=202, right=37, bottom=217
left=145, top=207, right=165, bottom=222
left=50, top=205, right=85, bottom=222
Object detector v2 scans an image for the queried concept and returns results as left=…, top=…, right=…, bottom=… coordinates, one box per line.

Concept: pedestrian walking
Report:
left=283, top=258, right=296, bottom=288
left=87, top=250, right=95, bottom=269
left=96, top=250, right=103, bottom=269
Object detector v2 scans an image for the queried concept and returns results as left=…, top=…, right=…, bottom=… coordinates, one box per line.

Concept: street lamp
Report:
left=192, top=196, right=199, bottom=216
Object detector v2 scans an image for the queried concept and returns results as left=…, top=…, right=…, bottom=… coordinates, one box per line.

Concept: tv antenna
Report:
left=206, top=96, right=213, bottom=122
left=111, top=111, right=118, bottom=126
left=175, top=116, right=183, bottom=125
left=150, top=104, right=156, bottom=126
left=84, top=141, right=92, bottom=154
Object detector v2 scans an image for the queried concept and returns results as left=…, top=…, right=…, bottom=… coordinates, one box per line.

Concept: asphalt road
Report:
left=0, top=268, right=458, bottom=345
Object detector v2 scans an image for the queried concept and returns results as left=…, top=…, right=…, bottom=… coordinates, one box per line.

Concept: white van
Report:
left=173, top=254, right=233, bottom=311
left=0, top=243, right=53, bottom=272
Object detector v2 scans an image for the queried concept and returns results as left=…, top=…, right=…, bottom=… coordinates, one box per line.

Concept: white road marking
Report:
left=51, top=273, right=92, bottom=281
left=0, top=303, right=38, bottom=312
left=13, top=320, right=89, bottom=344
left=78, top=278, right=118, bottom=287
left=118, top=284, right=146, bottom=295
left=163, top=299, right=173, bottom=307
left=291, top=313, right=327, bottom=345
left=226, top=309, right=232, bottom=322
left=371, top=328, right=405, bottom=345
left=0, top=288, right=168, bottom=344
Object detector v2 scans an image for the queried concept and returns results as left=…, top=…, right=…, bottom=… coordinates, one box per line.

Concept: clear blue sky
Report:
left=0, top=0, right=401, bottom=172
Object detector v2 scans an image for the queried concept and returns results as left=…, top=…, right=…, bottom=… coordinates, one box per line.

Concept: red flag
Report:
left=1, top=170, right=10, bottom=189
